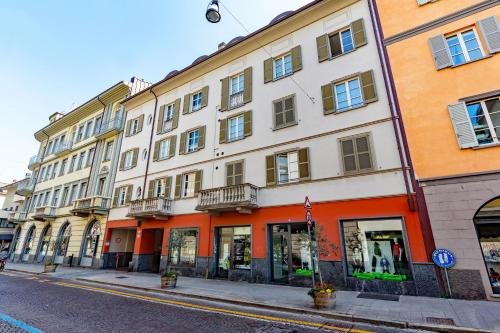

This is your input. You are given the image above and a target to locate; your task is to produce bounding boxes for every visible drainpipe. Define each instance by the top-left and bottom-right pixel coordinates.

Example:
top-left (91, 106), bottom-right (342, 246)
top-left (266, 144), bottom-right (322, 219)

top-left (368, 0), bottom-right (436, 259)
top-left (143, 87), bottom-right (159, 200)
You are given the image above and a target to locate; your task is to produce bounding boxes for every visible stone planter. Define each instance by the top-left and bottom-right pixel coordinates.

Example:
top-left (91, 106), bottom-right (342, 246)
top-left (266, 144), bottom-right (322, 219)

top-left (43, 264), bottom-right (57, 273)
top-left (161, 276), bottom-right (177, 289)
top-left (313, 291), bottom-right (336, 309)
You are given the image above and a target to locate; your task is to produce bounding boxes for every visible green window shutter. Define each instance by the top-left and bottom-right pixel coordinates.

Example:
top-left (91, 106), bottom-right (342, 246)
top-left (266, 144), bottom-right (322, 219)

top-left (448, 102), bottom-right (479, 149)
top-left (174, 175), bottom-right (182, 199)
top-left (220, 77), bottom-right (229, 112)
top-left (201, 86), bottom-right (209, 108)
top-left (194, 170), bottom-right (203, 194)
top-left (137, 114), bottom-right (144, 133)
top-left (119, 153), bottom-right (126, 171)
top-left (179, 132), bottom-right (187, 155)
top-left (157, 105), bottom-right (165, 134)
top-left (197, 126), bottom-right (206, 150)
top-left (132, 148), bottom-right (139, 167)
top-left (112, 188), bottom-right (119, 207)
top-left (316, 34), bottom-right (330, 62)
top-left (360, 70), bottom-right (378, 104)
top-left (351, 18), bottom-right (367, 47)
top-left (298, 148), bottom-right (310, 181)
top-left (329, 33), bottom-right (342, 57)
top-left (226, 163), bottom-right (234, 186)
top-left (125, 120), bottom-right (132, 137)
top-left (169, 135), bottom-right (176, 158)
top-left (147, 180), bottom-right (155, 198)
top-left (125, 185), bottom-right (133, 204)
top-left (291, 45), bottom-right (302, 73)
top-left (243, 67), bottom-right (252, 104)
top-left (478, 16), bottom-right (500, 54)
top-left (265, 155), bottom-right (276, 186)
top-left (164, 176), bottom-right (172, 198)
top-left (428, 34), bottom-right (453, 69)
top-left (264, 58), bottom-right (273, 83)
top-left (274, 100), bottom-right (285, 128)
top-left (183, 94), bottom-right (191, 114)
top-left (172, 98), bottom-right (181, 129)
top-left (244, 111), bottom-right (252, 137)
top-left (153, 140), bottom-right (160, 162)
top-left (219, 118), bottom-right (227, 144)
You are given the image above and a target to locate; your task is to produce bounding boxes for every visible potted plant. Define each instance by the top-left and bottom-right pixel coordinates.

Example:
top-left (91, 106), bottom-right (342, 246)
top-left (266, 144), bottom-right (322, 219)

top-left (43, 237), bottom-right (65, 273)
top-left (161, 271), bottom-right (178, 289)
top-left (308, 283), bottom-right (336, 309)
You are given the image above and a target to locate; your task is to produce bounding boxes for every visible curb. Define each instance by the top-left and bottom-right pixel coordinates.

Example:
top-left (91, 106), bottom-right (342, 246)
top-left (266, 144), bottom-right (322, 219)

top-left (75, 277), bottom-right (493, 333)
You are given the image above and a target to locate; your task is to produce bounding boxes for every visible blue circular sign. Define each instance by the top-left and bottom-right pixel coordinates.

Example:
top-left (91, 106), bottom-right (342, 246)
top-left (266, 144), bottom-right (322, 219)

top-left (432, 249), bottom-right (456, 269)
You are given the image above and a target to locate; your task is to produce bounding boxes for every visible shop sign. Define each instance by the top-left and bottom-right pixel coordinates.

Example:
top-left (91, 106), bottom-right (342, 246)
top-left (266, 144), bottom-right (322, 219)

top-left (432, 248), bottom-right (456, 269)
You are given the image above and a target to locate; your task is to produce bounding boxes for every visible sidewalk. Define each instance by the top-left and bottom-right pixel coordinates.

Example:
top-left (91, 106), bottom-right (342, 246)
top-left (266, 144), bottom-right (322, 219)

top-left (6, 262), bottom-right (500, 332)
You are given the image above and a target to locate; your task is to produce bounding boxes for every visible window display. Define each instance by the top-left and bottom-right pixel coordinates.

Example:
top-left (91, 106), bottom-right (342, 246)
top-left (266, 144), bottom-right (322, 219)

top-left (217, 226), bottom-right (251, 277)
top-left (343, 219), bottom-right (410, 281)
top-left (168, 229), bottom-right (198, 266)
top-left (476, 223), bottom-right (500, 294)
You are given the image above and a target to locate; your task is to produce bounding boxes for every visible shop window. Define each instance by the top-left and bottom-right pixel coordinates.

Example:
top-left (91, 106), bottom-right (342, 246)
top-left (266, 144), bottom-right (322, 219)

top-left (168, 229), bottom-right (198, 267)
top-left (83, 221), bottom-right (101, 258)
top-left (217, 226), bottom-right (251, 277)
top-left (342, 219), bottom-right (411, 281)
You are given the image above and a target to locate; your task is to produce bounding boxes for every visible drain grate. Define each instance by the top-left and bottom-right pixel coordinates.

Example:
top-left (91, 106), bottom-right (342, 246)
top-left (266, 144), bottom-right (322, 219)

top-left (426, 317), bottom-right (455, 326)
top-left (115, 276), bottom-right (129, 279)
top-left (357, 292), bottom-right (400, 301)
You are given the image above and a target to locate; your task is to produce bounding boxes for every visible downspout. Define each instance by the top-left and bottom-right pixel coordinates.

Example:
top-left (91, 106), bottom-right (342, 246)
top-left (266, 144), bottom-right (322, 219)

top-left (84, 96), bottom-right (106, 197)
top-left (143, 87), bottom-right (159, 200)
top-left (369, 0), bottom-right (436, 259)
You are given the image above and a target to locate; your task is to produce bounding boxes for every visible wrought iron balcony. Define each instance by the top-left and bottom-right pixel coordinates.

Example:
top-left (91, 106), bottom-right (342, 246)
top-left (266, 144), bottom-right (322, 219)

top-left (95, 115), bottom-right (123, 140)
top-left (229, 91), bottom-right (244, 109)
top-left (27, 154), bottom-right (42, 171)
top-left (32, 206), bottom-right (56, 221)
top-left (127, 197), bottom-right (173, 219)
top-left (195, 183), bottom-right (258, 214)
top-left (16, 179), bottom-right (35, 196)
top-left (71, 196), bottom-right (111, 217)
top-left (54, 141), bottom-right (73, 156)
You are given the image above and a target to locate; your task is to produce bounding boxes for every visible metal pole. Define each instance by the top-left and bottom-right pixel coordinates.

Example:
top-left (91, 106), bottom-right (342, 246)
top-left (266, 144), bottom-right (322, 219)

top-left (307, 222), bottom-right (316, 287)
top-left (444, 268), bottom-right (452, 298)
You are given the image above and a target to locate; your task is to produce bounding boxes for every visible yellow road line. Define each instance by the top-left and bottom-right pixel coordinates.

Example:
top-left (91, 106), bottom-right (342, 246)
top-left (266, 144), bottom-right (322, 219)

top-left (54, 281), bottom-right (372, 333)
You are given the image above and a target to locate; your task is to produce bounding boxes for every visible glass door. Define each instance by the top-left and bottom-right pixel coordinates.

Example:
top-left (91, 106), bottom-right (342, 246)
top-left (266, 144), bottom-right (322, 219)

top-left (272, 231), bottom-right (289, 283)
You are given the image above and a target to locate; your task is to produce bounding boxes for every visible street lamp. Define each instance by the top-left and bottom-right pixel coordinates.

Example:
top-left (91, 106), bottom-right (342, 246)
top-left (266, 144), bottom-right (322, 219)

top-left (206, 0), bottom-right (221, 23)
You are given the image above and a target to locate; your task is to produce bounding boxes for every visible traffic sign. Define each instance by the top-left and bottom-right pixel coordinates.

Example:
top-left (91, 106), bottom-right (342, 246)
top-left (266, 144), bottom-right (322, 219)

top-left (304, 196), bottom-right (312, 209)
top-left (306, 210), bottom-right (312, 225)
top-left (432, 248), bottom-right (456, 269)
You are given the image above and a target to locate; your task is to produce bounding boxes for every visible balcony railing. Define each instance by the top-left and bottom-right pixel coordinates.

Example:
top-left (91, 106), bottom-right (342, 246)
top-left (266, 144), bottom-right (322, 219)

top-left (54, 140), bottom-right (73, 156)
top-left (127, 197), bottom-right (173, 219)
top-left (95, 115), bottom-right (123, 139)
top-left (229, 92), bottom-right (244, 109)
top-left (196, 183), bottom-right (258, 214)
top-left (16, 179), bottom-right (35, 196)
top-left (32, 206), bottom-right (56, 221)
top-left (71, 196), bottom-right (110, 217)
top-left (28, 154), bottom-right (42, 171)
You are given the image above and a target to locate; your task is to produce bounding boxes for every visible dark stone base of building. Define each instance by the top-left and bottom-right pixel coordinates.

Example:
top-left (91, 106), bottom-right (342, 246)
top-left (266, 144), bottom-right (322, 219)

top-left (447, 269), bottom-right (487, 300)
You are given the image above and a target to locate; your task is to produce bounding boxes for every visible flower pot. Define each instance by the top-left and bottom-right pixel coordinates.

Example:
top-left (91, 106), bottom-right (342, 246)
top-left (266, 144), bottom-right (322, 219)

top-left (161, 276), bottom-right (177, 289)
top-left (43, 264), bottom-right (57, 273)
top-left (313, 291), bottom-right (336, 309)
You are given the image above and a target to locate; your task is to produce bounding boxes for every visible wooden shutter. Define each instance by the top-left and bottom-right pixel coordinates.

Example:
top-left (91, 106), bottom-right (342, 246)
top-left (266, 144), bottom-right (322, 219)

top-left (164, 176), bottom-right (172, 198)
top-left (428, 34), bottom-right (453, 69)
top-left (201, 86), bottom-right (209, 108)
top-left (291, 45), bottom-right (302, 73)
top-left (147, 180), bottom-right (155, 198)
top-left (265, 155), bottom-right (276, 186)
top-left (125, 185), bottom-right (133, 204)
top-left (183, 94), bottom-right (190, 114)
top-left (478, 16), bottom-right (500, 54)
top-left (153, 140), bottom-right (160, 162)
top-left (321, 84), bottom-right (335, 114)
top-left (448, 102), bottom-right (479, 149)
top-left (220, 77), bottom-right (229, 112)
top-left (329, 33), bottom-right (342, 57)
top-left (360, 70), bottom-right (378, 104)
top-left (264, 58), bottom-right (273, 83)
top-left (226, 163), bottom-right (235, 186)
top-left (172, 98), bottom-right (181, 129)
top-left (157, 105), bottom-right (165, 134)
top-left (169, 135), bottom-right (176, 158)
top-left (119, 153), bottom-right (126, 171)
top-left (132, 148), bottom-right (139, 167)
top-left (194, 170), bottom-right (203, 194)
top-left (243, 67), bottom-right (252, 104)
top-left (179, 132), bottom-right (187, 155)
top-left (274, 100), bottom-right (284, 128)
top-left (137, 114), bottom-right (144, 133)
top-left (125, 120), bottom-right (132, 137)
top-left (174, 174), bottom-right (182, 199)
top-left (351, 18), bottom-right (367, 47)
top-left (197, 126), bottom-right (206, 150)
top-left (112, 188), bottom-right (119, 207)
top-left (316, 34), bottom-right (330, 62)
top-left (298, 148), bottom-right (310, 181)
top-left (244, 111), bottom-right (252, 137)
top-left (219, 118), bottom-right (227, 144)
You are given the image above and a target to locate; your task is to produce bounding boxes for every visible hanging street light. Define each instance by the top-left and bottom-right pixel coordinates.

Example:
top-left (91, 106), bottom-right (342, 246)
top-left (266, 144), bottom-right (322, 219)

top-left (206, 0), bottom-right (221, 23)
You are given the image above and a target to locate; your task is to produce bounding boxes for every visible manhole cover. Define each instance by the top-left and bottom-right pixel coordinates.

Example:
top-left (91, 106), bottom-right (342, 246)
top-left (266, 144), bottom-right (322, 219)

top-left (115, 276), bottom-right (129, 279)
top-left (425, 317), bottom-right (455, 326)
top-left (357, 292), bottom-right (400, 301)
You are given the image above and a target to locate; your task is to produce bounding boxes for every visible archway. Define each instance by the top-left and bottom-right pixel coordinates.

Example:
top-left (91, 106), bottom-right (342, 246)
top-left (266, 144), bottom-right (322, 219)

top-left (474, 197), bottom-right (500, 295)
top-left (21, 225), bottom-right (36, 262)
top-left (9, 226), bottom-right (21, 260)
top-left (55, 222), bottom-right (72, 264)
top-left (36, 224), bottom-right (52, 263)
top-left (80, 220), bottom-right (101, 267)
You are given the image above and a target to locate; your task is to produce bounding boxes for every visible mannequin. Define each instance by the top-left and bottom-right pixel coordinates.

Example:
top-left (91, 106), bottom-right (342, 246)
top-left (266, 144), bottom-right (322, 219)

top-left (372, 242), bottom-right (382, 272)
top-left (392, 238), bottom-right (403, 274)
top-left (352, 247), bottom-right (363, 272)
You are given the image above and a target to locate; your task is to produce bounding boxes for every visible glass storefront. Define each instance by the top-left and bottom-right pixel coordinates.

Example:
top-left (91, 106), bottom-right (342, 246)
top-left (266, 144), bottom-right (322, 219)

top-left (37, 225), bottom-right (52, 263)
top-left (342, 219), bottom-right (411, 281)
top-left (22, 226), bottom-right (36, 262)
top-left (216, 226), bottom-right (251, 277)
top-left (83, 221), bottom-right (100, 258)
top-left (168, 228), bottom-right (198, 266)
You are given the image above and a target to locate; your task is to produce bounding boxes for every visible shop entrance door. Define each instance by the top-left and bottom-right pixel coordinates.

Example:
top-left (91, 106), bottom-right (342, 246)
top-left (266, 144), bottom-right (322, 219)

top-left (271, 230), bottom-right (289, 283)
top-left (151, 229), bottom-right (164, 273)
top-left (215, 226), bottom-right (251, 279)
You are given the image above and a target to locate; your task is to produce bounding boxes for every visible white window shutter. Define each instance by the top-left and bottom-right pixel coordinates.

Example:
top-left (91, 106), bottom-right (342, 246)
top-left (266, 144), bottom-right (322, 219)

top-left (448, 102), bottom-right (478, 149)
top-left (428, 34), bottom-right (453, 70)
top-left (478, 16), bottom-right (500, 54)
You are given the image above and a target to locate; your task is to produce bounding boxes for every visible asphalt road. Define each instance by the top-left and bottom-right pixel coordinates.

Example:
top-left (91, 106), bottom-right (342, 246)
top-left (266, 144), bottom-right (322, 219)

top-left (0, 271), bottom-right (423, 333)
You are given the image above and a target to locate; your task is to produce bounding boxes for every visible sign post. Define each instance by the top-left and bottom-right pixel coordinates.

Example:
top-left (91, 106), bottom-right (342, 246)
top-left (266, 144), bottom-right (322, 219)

top-left (432, 248), bottom-right (456, 298)
top-left (305, 196), bottom-right (316, 287)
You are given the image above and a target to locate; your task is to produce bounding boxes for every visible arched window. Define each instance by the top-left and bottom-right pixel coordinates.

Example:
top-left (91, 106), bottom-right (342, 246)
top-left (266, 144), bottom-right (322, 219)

top-left (22, 226), bottom-right (36, 262)
top-left (83, 221), bottom-right (101, 258)
top-left (55, 222), bottom-right (72, 259)
top-left (37, 225), bottom-right (52, 263)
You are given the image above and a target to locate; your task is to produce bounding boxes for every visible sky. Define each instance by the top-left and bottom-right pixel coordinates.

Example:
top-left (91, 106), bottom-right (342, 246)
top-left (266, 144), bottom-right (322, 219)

top-left (0, 0), bottom-right (311, 183)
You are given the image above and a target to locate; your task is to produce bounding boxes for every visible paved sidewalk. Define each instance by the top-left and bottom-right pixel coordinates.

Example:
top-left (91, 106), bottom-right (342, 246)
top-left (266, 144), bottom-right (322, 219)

top-left (6, 262), bottom-right (500, 332)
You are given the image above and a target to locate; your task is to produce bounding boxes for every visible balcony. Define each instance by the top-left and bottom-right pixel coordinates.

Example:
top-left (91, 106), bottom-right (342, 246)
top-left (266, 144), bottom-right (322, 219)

top-left (27, 154), bottom-right (42, 171)
top-left (229, 92), bottom-right (244, 109)
top-left (127, 197), bottom-right (173, 220)
top-left (54, 141), bottom-right (73, 156)
top-left (71, 196), bottom-right (111, 217)
top-left (32, 206), bottom-right (57, 221)
top-left (95, 115), bottom-right (123, 140)
top-left (16, 179), bottom-right (35, 196)
top-left (195, 183), bottom-right (259, 214)
top-left (7, 211), bottom-right (27, 223)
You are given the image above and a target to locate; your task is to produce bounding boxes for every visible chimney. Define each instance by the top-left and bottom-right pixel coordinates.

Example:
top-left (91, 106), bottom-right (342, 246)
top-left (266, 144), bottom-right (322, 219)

top-left (218, 42), bottom-right (226, 50)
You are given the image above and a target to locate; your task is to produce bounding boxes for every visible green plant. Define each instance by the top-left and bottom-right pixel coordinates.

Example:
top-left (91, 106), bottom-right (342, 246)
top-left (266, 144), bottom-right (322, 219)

top-left (307, 283), bottom-right (335, 298)
top-left (161, 271), bottom-right (178, 278)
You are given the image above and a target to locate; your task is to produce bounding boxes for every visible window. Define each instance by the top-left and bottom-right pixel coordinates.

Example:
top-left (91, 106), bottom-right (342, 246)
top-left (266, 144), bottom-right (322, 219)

top-left (229, 73), bottom-right (245, 108)
top-left (69, 184), bottom-right (78, 203)
top-left (466, 97), bottom-right (500, 145)
top-left (169, 229), bottom-right (198, 266)
top-left (136, 187), bottom-right (142, 199)
top-left (228, 115), bottom-right (244, 141)
top-left (340, 134), bottom-right (373, 174)
top-left (68, 155), bottom-right (77, 173)
top-left (162, 104), bottom-right (175, 132)
top-left (46, 165), bottom-right (52, 181)
top-left (78, 182), bottom-right (87, 199)
top-left (118, 187), bottom-right (127, 206)
top-left (329, 28), bottom-right (354, 57)
top-left (130, 118), bottom-right (139, 135)
top-left (191, 92), bottom-right (202, 112)
top-left (43, 191), bottom-right (50, 206)
top-left (154, 179), bottom-right (164, 198)
top-left (97, 177), bottom-right (106, 196)
top-left (335, 78), bottom-right (363, 111)
top-left (182, 172), bottom-right (196, 198)
top-left (158, 138), bottom-right (170, 160)
top-left (76, 125), bottom-right (84, 142)
top-left (51, 189), bottom-right (60, 207)
top-left (39, 167), bottom-right (46, 182)
top-left (226, 160), bottom-right (244, 186)
top-left (273, 95), bottom-right (296, 129)
top-left (86, 148), bottom-right (95, 167)
top-left (84, 120), bottom-right (93, 139)
top-left (273, 53), bottom-right (293, 79)
top-left (60, 187), bottom-right (69, 207)
top-left (342, 219), bottom-right (411, 281)
top-left (46, 141), bottom-right (53, 156)
top-left (94, 116), bottom-right (102, 135)
top-left (51, 162), bottom-right (58, 179)
top-left (104, 141), bottom-right (114, 161)
top-left (277, 152), bottom-right (299, 184)
top-left (446, 29), bottom-right (483, 66)
top-left (187, 129), bottom-right (199, 153)
top-left (124, 151), bottom-right (133, 169)
top-left (53, 138), bottom-right (59, 153)
top-left (217, 226), bottom-right (251, 274)
top-left (76, 151), bottom-right (86, 170)
top-left (59, 159), bottom-right (67, 176)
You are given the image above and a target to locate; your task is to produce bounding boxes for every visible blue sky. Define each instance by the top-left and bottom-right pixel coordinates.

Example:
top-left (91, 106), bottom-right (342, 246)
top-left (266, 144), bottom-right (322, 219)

top-left (0, 0), bottom-right (311, 183)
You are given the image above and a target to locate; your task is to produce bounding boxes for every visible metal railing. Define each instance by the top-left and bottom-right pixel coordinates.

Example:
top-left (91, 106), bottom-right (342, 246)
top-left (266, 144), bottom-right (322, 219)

top-left (229, 92), bottom-right (244, 109)
top-left (53, 140), bottom-right (73, 155)
top-left (95, 115), bottom-right (123, 137)
top-left (33, 206), bottom-right (56, 218)
top-left (16, 179), bottom-right (35, 194)
top-left (28, 154), bottom-right (42, 170)
top-left (73, 196), bottom-right (110, 211)
top-left (128, 197), bottom-right (173, 216)
top-left (197, 183), bottom-right (258, 209)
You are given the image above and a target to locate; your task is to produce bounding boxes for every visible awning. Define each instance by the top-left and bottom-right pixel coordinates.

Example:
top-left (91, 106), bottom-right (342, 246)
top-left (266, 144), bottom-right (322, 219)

top-left (0, 234), bottom-right (13, 241)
